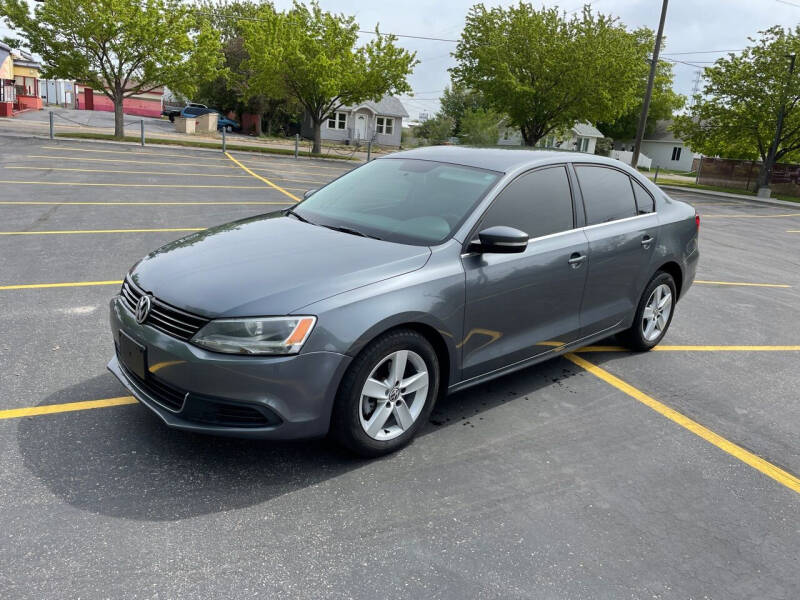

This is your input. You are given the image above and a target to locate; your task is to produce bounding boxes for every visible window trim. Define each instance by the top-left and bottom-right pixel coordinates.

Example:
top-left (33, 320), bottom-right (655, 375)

top-left (462, 163), bottom-right (577, 252)
top-left (376, 116), bottom-right (394, 135)
top-left (629, 176), bottom-right (656, 215)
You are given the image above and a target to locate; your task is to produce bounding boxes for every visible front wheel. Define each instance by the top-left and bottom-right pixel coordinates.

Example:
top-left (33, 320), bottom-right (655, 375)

top-left (331, 329), bottom-right (440, 457)
top-left (619, 271), bottom-right (677, 351)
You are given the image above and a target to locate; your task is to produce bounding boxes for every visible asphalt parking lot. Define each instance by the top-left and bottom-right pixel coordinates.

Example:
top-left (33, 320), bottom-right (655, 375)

top-left (1, 136), bottom-right (798, 599)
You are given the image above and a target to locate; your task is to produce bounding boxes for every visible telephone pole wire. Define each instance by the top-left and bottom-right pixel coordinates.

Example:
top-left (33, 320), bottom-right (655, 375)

top-left (631, 0), bottom-right (669, 169)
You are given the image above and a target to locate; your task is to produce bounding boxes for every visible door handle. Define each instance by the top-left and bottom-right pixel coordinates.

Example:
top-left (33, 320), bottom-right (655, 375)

top-left (568, 253), bottom-right (586, 268)
top-left (641, 235), bottom-right (654, 249)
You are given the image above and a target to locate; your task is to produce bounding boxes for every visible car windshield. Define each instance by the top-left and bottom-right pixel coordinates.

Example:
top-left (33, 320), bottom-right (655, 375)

top-left (292, 158), bottom-right (501, 245)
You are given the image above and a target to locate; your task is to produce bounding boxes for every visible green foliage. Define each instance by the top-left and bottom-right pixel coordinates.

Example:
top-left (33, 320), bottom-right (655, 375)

top-left (451, 3), bottom-right (649, 146)
top-left (594, 136), bottom-right (614, 156)
top-left (673, 25), bottom-right (800, 174)
top-left (414, 115), bottom-right (454, 144)
top-left (596, 32), bottom-right (685, 140)
top-left (241, 1), bottom-right (417, 152)
top-left (0, 0), bottom-right (222, 138)
top-left (439, 82), bottom-right (488, 134)
top-left (459, 108), bottom-right (501, 145)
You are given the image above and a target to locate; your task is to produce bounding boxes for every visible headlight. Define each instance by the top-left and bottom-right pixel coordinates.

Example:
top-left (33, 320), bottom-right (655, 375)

top-left (191, 316), bottom-right (316, 355)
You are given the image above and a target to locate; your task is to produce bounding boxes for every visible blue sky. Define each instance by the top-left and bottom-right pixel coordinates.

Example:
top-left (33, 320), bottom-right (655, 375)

top-left (4, 0), bottom-right (799, 119)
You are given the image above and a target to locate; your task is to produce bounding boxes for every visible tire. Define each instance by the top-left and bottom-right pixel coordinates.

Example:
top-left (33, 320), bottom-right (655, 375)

top-left (619, 271), bottom-right (677, 351)
top-left (330, 329), bottom-right (440, 457)
top-left (169, 114), bottom-right (175, 123)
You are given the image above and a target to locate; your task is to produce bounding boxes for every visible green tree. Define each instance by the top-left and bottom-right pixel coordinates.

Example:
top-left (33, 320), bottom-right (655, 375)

top-left (451, 3), bottom-right (649, 146)
top-left (241, 1), bottom-right (417, 153)
top-left (596, 33), bottom-right (685, 140)
top-left (0, 0), bottom-right (222, 138)
top-left (459, 107), bottom-right (501, 145)
top-left (439, 82), bottom-right (488, 135)
top-left (414, 115), bottom-right (454, 144)
top-left (673, 26), bottom-right (800, 188)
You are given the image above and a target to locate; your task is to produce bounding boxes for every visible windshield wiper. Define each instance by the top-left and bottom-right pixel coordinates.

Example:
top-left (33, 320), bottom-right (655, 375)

top-left (320, 224), bottom-right (382, 240)
top-left (285, 207), bottom-right (315, 225)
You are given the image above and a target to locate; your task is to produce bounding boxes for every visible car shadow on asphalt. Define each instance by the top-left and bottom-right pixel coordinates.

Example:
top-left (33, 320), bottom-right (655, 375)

top-left (16, 354), bottom-right (608, 522)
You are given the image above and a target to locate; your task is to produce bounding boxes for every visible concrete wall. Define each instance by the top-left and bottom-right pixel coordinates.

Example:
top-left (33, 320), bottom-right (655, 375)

top-left (640, 141), bottom-right (696, 172)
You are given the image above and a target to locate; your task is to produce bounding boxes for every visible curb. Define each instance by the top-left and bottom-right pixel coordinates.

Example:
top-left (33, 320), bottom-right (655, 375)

top-left (659, 184), bottom-right (800, 208)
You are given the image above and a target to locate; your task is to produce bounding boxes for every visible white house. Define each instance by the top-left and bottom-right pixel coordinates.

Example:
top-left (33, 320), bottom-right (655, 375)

top-left (614, 120), bottom-right (699, 172)
top-left (302, 95), bottom-right (409, 147)
top-left (498, 121), bottom-right (605, 153)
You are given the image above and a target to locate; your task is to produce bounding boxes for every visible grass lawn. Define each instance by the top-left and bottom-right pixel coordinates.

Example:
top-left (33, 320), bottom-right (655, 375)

top-left (54, 132), bottom-right (361, 161)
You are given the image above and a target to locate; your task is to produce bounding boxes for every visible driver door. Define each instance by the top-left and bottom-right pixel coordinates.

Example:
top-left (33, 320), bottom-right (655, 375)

top-left (460, 166), bottom-right (589, 381)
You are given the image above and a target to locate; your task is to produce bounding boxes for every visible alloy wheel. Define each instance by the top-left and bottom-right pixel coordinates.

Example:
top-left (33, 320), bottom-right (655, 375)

top-left (641, 283), bottom-right (673, 342)
top-left (358, 349), bottom-right (429, 441)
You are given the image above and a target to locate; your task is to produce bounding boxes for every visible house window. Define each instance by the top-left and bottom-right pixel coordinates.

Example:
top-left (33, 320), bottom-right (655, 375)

top-left (327, 112), bottom-right (347, 130)
top-left (577, 137), bottom-right (590, 152)
top-left (376, 116), bottom-right (394, 135)
top-left (671, 146), bottom-right (682, 161)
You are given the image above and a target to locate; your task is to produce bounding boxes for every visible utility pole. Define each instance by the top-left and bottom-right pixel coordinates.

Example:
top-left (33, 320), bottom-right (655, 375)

top-left (631, 0), bottom-right (668, 169)
top-left (760, 53), bottom-right (796, 195)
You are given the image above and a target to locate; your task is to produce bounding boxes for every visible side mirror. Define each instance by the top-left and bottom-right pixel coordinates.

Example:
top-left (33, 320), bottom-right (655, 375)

top-left (303, 189), bottom-right (318, 200)
top-left (469, 225), bottom-right (528, 254)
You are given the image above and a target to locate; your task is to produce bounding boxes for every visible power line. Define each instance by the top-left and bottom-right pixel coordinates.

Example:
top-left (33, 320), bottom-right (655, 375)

top-left (662, 49), bottom-right (743, 55)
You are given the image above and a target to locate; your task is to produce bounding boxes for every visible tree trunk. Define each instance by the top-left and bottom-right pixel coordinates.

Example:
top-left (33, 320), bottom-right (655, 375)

top-left (756, 155), bottom-right (773, 191)
top-left (113, 94), bottom-right (125, 139)
top-left (312, 119), bottom-right (322, 154)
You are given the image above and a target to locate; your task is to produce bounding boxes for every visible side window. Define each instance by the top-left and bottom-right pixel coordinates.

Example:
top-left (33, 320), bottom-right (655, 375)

top-left (575, 165), bottom-right (637, 225)
top-left (631, 178), bottom-right (655, 214)
top-left (185, 107), bottom-right (199, 116)
top-left (479, 166), bottom-right (574, 239)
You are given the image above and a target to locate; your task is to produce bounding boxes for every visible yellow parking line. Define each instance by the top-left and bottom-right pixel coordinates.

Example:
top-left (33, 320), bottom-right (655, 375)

top-left (787, 230), bottom-right (800, 233)
top-left (0, 396), bottom-right (137, 420)
top-left (576, 345), bottom-right (800, 352)
top-left (565, 353), bottom-right (800, 495)
top-left (25, 154), bottom-right (238, 169)
top-left (0, 201), bottom-right (291, 206)
top-left (0, 228), bottom-right (203, 235)
top-left (694, 280), bottom-right (791, 288)
top-left (226, 151), bottom-right (300, 202)
top-left (0, 179), bottom-right (303, 190)
top-left (702, 213), bottom-right (800, 218)
top-left (0, 280), bottom-right (122, 290)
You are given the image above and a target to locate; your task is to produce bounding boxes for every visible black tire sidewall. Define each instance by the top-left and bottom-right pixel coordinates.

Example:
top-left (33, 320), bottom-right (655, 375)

top-left (625, 272), bottom-right (677, 351)
top-left (332, 330), bottom-right (440, 457)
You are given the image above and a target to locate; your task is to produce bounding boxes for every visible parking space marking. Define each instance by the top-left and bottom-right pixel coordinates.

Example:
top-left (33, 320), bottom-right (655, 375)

top-left (0, 201), bottom-right (292, 206)
top-left (226, 152), bottom-right (300, 202)
top-left (787, 230), bottom-right (800, 233)
top-left (0, 179), bottom-right (302, 190)
top-left (5, 166), bottom-right (252, 179)
top-left (694, 280), bottom-right (791, 288)
top-left (0, 396), bottom-right (137, 420)
top-left (0, 280), bottom-right (122, 290)
top-left (577, 345), bottom-right (800, 352)
top-left (0, 228), bottom-right (203, 236)
top-left (565, 353), bottom-right (800, 495)
top-left (24, 154), bottom-right (239, 168)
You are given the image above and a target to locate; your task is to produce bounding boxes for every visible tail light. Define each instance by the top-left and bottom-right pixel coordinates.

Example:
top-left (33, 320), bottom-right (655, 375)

top-left (695, 212), bottom-right (700, 230)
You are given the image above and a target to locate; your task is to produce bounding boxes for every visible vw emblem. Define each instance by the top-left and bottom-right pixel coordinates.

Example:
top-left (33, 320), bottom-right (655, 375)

top-left (135, 295), bottom-right (152, 324)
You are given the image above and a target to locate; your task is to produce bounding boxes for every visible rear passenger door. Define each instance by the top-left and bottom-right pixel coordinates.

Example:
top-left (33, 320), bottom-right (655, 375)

top-left (573, 165), bottom-right (659, 336)
top-left (461, 166), bottom-right (589, 380)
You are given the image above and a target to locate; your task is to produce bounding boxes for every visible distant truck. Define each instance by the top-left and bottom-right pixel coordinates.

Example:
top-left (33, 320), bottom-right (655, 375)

top-left (161, 103), bottom-right (206, 122)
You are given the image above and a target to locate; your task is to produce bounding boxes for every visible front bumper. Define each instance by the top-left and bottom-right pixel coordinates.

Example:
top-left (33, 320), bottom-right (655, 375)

top-left (107, 295), bottom-right (351, 439)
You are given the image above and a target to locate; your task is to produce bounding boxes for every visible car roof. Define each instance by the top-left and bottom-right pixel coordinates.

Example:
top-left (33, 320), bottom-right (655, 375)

top-left (382, 145), bottom-right (627, 174)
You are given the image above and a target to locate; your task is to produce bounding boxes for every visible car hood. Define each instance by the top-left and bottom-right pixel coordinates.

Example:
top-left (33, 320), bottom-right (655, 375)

top-left (130, 213), bottom-right (431, 318)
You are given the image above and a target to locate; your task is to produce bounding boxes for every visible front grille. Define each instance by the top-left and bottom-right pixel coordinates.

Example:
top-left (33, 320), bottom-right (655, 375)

top-left (117, 355), bottom-right (186, 412)
top-left (120, 276), bottom-right (209, 341)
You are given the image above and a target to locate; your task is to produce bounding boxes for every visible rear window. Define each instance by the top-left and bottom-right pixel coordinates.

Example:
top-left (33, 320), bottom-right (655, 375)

top-left (575, 165), bottom-right (637, 225)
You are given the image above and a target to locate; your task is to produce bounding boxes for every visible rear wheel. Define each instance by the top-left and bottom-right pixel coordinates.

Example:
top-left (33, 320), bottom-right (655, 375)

top-left (331, 329), bottom-right (439, 457)
top-left (619, 271), bottom-right (676, 351)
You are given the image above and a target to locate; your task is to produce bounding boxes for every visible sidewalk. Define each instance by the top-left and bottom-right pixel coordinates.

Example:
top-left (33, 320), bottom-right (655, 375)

top-left (658, 184), bottom-right (800, 208)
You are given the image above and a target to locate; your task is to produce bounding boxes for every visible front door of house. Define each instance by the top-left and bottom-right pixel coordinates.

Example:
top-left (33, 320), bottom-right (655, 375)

top-left (355, 114), bottom-right (367, 141)
top-left (84, 88), bottom-right (94, 110)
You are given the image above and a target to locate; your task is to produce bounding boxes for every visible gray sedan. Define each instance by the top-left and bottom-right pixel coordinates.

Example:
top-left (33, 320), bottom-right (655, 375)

top-left (108, 147), bottom-right (699, 456)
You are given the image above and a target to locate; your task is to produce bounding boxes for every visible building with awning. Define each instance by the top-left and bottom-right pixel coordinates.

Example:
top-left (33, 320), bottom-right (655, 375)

top-left (10, 49), bottom-right (42, 112)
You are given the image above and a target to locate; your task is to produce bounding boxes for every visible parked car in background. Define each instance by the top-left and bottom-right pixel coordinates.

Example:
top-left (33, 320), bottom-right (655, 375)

top-left (108, 147), bottom-right (699, 457)
top-left (179, 106), bottom-right (240, 132)
top-left (162, 103), bottom-right (206, 122)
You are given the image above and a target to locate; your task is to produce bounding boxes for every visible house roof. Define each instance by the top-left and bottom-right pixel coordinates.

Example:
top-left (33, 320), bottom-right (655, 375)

top-left (643, 119), bottom-right (682, 143)
top-left (572, 122), bottom-right (604, 138)
top-left (341, 95), bottom-right (409, 118)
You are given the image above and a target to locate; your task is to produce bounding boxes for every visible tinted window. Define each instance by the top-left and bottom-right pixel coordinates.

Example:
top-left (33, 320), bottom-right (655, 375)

top-left (184, 107), bottom-right (200, 115)
top-left (575, 166), bottom-right (637, 225)
top-left (294, 159), bottom-right (501, 245)
top-left (631, 178), bottom-right (655, 214)
top-left (479, 166), bottom-right (574, 239)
